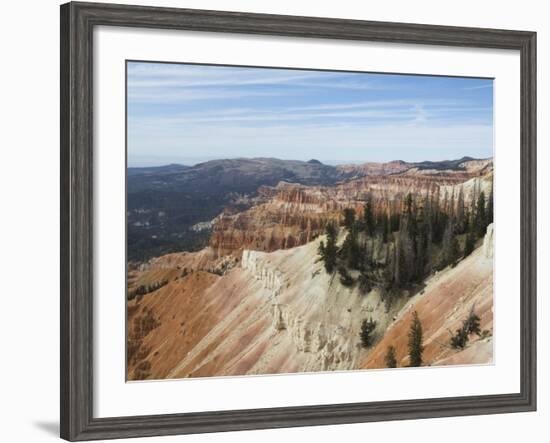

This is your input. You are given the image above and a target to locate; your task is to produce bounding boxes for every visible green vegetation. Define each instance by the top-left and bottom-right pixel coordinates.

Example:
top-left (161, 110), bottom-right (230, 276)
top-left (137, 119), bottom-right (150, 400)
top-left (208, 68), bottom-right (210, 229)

top-left (317, 184), bottom-right (493, 311)
top-left (338, 266), bottom-right (354, 287)
top-left (385, 345), bottom-right (397, 368)
top-left (450, 307), bottom-right (482, 349)
top-left (360, 318), bottom-right (377, 348)
top-left (464, 230), bottom-right (476, 257)
top-left (408, 311), bottom-right (424, 367)
top-left (318, 222), bottom-right (338, 273)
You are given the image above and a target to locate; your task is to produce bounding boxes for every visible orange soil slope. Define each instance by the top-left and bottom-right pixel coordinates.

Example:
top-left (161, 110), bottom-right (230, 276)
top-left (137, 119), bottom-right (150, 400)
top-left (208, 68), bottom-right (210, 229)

top-left (362, 225), bottom-right (494, 369)
top-left (128, 225), bottom-right (494, 380)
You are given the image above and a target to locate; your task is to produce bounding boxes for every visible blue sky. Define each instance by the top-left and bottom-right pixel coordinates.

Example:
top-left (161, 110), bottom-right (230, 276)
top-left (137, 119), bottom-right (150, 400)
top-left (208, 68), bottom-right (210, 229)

top-left (127, 61), bottom-right (493, 167)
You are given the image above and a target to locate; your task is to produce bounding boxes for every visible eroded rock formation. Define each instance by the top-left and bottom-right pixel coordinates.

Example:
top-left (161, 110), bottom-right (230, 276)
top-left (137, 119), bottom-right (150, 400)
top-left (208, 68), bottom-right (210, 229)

top-left (127, 158), bottom-right (494, 380)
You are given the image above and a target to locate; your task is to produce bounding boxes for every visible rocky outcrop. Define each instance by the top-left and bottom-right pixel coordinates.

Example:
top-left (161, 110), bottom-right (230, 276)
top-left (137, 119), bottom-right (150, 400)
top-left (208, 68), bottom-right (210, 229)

top-left (209, 194), bottom-right (338, 257)
top-left (128, 228), bottom-right (493, 380)
top-left (272, 304), bottom-right (286, 331)
top-left (127, 158), bottom-right (494, 380)
top-left (209, 163), bottom-right (493, 258)
top-left (336, 160), bottom-right (410, 177)
top-left (128, 237), bottom-right (402, 379)
top-left (241, 250), bottom-right (283, 296)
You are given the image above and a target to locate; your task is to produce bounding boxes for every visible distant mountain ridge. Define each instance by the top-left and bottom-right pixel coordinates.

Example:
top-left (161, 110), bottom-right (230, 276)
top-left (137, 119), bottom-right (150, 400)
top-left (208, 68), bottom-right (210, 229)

top-left (128, 156), bottom-right (492, 191)
top-left (127, 163), bottom-right (190, 177)
top-left (127, 156), bottom-right (493, 261)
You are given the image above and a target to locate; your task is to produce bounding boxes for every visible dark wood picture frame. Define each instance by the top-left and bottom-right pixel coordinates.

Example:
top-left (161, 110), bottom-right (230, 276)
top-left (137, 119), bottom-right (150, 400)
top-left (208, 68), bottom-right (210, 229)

top-left (60, 2), bottom-right (537, 441)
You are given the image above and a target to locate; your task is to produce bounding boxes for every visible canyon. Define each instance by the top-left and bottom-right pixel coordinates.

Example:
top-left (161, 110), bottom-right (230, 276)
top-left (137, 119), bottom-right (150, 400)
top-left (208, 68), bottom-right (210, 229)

top-left (127, 157), bottom-right (494, 380)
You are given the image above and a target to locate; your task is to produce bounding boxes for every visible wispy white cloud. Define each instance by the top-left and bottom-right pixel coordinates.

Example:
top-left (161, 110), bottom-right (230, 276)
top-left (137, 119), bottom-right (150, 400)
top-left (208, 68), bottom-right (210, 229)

top-left (128, 89), bottom-right (282, 104)
top-left (127, 62), bottom-right (402, 105)
top-left (129, 99), bottom-right (490, 125)
top-left (127, 62), bottom-right (493, 164)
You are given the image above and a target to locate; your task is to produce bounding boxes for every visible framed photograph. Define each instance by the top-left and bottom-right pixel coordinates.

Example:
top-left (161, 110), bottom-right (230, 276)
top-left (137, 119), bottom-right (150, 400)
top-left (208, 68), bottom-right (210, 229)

top-left (60, 1), bottom-right (536, 441)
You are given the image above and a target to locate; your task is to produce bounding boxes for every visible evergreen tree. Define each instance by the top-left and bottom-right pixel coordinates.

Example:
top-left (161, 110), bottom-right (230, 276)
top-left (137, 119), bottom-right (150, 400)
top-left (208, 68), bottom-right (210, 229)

top-left (486, 185), bottom-right (494, 226)
top-left (456, 186), bottom-right (465, 234)
top-left (340, 227), bottom-right (361, 269)
top-left (318, 240), bottom-right (325, 257)
top-left (415, 232), bottom-right (426, 282)
top-left (441, 220), bottom-right (460, 268)
top-left (390, 212), bottom-right (400, 233)
top-left (382, 213), bottom-right (389, 243)
top-left (415, 201), bottom-right (430, 281)
top-left (394, 218), bottom-right (416, 287)
top-left (358, 269), bottom-right (372, 294)
top-left (464, 230), bottom-right (476, 257)
top-left (338, 266), bottom-right (354, 286)
top-left (389, 200), bottom-right (400, 233)
top-left (442, 189), bottom-right (449, 215)
top-left (318, 222), bottom-right (337, 273)
top-left (360, 318), bottom-right (377, 348)
top-left (432, 187), bottom-right (441, 233)
top-left (404, 193), bottom-right (413, 216)
top-left (425, 208), bottom-right (434, 274)
top-left (450, 307), bottom-right (482, 349)
top-left (326, 221), bottom-right (337, 239)
top-left (385, 345), bottom-right (397, 368)
top-left (464, 209), bottom-right (472, 232)
top-left (408, 311), bottom-right (424, 367)
top-left (450, 236), bottom-right (460, 266)
top-left (343, 208), bottom-right (356, 231)
top-left (464, 307), bottom-right (481, 336)
top-left (363, 195), bottom-right (375, 237)
top-left (450, 326), bottom-right (469, 349)
top-left (475, 191), bottom-right (487, 237)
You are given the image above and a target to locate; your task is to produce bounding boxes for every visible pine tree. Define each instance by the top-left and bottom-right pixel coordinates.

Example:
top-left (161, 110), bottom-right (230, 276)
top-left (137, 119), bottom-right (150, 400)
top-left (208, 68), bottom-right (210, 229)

top-left (415, 201), bottom-right (429, 281)
top-left (404, 193), bottom-right (413, 216)
top-left (450, 307), bottom-right (482, 349)
top-left (464, 230), bottom-right (476, 257)
top-left (441, 220), bottom-right (460, 268)
top-left (360, 318), bottom-right (377, 348)
top-left (338, 266), bottom-right (354, 286)
top-left (363, 196), bottom-right (375, 236)
top-left (390, 212), bottom-right (400, 233)
top-left (358, 269), bottom-right (372, 295)
top-left (450, 326), bottom-right (469, 349)
top-left (442, 189), bottom-right (449, 215)
top-left (464, 307), bottom-right (481, 336)
top-left (318, 240), bottom-right (325, 257)
top-left (425, 216), bottom-right (434, 274)
top-left (394, 218), bottom-right (415, 287)
top-left (385, 345), bottom-right (397, 368)
top-left (408, 311), bottom-right (424, 367)
top-left (340, 227), bottom-right (361, 269)
top-left (319, 222), bottom-right (338, 273)
top-left (449, 236), bottom-right (460, 266)
top-left (475, 191), bottom-right (487, 237)
top-left (456, 186), bottom-right (465, 234)
top-left (486, 185), bottom-right (494, 226)
top-left (382, 213), bottom-right (389, 243)
top-left (343, 208), bottom-right (356, 231)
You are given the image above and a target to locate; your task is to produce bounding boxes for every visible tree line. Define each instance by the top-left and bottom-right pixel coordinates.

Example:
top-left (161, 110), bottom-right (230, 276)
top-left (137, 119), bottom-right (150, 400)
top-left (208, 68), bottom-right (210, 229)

top-left (318, 182), bottom-right (493, 309)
